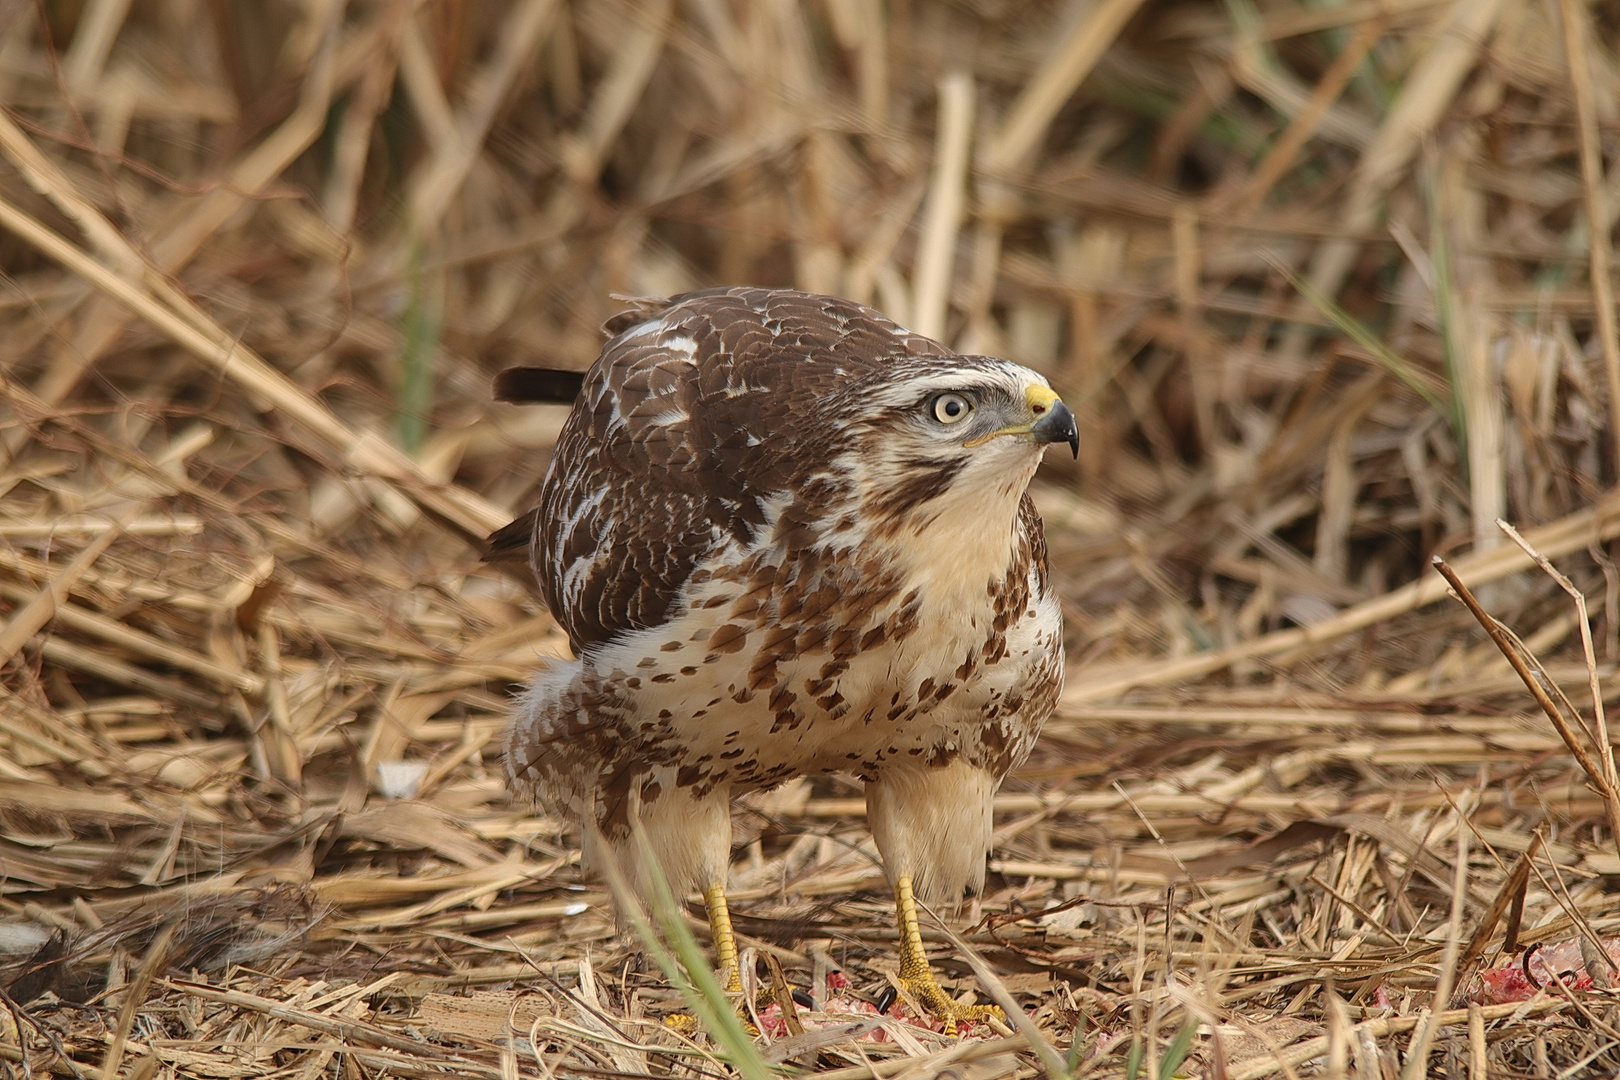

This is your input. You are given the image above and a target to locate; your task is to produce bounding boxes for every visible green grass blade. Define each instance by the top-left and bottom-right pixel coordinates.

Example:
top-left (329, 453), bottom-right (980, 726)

top-left (1157, 1017), bottom-right (1199, 1079)
top-left (1124, 1033), bottom-right (1144, 1080)
top-left (1265, 253), bottom-right (1455, 424)
top-left (396, 242), bottom-right (439, 454)
top-left (618, 828), bottom-right (776, 1080)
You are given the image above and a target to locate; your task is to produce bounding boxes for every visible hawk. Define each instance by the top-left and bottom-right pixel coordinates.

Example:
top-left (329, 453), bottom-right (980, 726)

top-left (498, 287), bottom-right (1074, 1031)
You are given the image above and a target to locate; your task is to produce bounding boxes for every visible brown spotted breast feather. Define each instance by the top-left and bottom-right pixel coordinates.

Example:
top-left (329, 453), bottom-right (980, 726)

top-left (500, 286), bottom-right (1073, 907)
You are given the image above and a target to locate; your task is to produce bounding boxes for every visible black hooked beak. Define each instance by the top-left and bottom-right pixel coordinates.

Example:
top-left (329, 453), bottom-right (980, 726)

top-left (1031, 398), bottom-right (1078, 459)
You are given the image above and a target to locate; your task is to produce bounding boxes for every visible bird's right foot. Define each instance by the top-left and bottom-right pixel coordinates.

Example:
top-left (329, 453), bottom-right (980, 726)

top-left (891, 875), bottom-right (1003, 1037)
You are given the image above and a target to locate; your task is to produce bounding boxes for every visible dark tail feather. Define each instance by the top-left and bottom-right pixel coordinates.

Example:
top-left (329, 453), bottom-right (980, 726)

top-left (485, 507), bottom-right (540, 562)
top-left (493, 366), bottom-right (585, 405)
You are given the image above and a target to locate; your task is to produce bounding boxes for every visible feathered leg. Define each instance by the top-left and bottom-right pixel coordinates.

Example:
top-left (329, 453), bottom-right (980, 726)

top-left (617, 773), bottom-right (744, 996)
top-left (509, 669), bottom-right (742, 986)
top-left (867, 760), bottom-right (1005, 1035)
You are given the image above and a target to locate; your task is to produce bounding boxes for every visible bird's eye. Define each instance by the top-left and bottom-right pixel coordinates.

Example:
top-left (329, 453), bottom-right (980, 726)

top-left (930, 392), bottom-right (974, 425)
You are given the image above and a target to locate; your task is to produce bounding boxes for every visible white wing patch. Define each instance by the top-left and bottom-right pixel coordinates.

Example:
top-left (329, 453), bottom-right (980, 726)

top-left (660, 334), bottom-right (698, 361)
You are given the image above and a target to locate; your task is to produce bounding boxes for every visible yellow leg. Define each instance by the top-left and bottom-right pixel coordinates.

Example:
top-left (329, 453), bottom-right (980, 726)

top-left (666, 881), bottom-right (749, 1034)
top-left (894, 875), bottom-right (1002, 1036)
top-left (704, 881), bottom-right (742, 994)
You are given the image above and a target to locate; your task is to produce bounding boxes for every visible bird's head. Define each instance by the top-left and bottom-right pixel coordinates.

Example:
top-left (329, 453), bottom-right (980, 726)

top-left (831, 357), bottom-right (1077, 528)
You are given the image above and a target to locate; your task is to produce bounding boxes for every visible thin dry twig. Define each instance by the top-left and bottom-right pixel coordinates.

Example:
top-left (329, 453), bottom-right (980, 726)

top-left (1431, 555), bottom-right (1615, 808)
top-left (1497, 518), bottom-right (1620, 867)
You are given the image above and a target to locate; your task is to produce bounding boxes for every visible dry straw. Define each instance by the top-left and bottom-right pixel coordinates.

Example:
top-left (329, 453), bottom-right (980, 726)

top-left (3, 1), bottom-right (1620, 1077)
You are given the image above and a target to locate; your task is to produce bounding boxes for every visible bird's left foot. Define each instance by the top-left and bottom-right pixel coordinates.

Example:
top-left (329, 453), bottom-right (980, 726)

top-left (892, 876), bottom-right (1003, 1037)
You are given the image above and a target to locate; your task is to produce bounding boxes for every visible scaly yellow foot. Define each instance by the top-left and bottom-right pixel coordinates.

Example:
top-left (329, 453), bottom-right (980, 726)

top-left (894, 875), bottom-right (1002, 1037)
top-left (665, 881), bottom-right (754, 1033)
top-left (705, 881), bottom-right (743, 995)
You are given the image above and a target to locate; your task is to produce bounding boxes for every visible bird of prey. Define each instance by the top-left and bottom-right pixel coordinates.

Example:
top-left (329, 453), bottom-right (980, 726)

top-left (498, 287), bottom-right (1074, 1032)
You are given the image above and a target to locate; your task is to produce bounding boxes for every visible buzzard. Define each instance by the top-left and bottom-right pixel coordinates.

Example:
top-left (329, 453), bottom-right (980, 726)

top-left (499, 287), bottom-right (1074, 1031)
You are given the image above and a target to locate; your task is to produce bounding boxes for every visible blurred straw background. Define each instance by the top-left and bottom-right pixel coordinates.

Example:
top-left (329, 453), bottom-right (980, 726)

top-left (4, 0), bottom-right (1620, 1076)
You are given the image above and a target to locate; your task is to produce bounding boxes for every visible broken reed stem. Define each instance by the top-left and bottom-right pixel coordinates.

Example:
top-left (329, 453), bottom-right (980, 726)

top-left (911, 70), bottom-right (973, 340)
top-left (1496, 518), bottom-right (1620, 864)
top-left (1458, 831), bottom-right (1542, 970)
top-left (1064, 490), bottom-right (1620, 704)
top-left (1556, 0), bottom-right (1620, 481)
top-left (982, 0), bottom-right (1146, 176)
top-left (1432, 555), bottom-right (1620, 864)
top-left (0, 516), bottom-right (126, 663)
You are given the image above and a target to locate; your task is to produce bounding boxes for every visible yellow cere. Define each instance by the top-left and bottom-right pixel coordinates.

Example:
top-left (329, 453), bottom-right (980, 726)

top-left (1025, 383), bottom-right (1061, 413)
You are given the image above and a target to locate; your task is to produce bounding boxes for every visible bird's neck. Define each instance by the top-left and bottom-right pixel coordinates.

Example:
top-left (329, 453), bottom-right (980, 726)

top-left (868, 463), bottom-right (1037, 618)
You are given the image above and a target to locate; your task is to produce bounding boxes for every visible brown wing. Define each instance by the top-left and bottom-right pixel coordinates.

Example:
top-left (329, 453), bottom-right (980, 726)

top-left (518, 286), bottom-right (951, 655)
